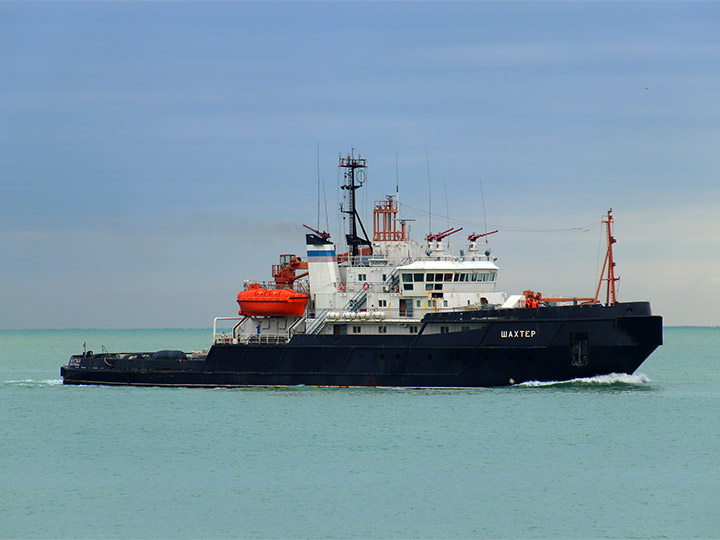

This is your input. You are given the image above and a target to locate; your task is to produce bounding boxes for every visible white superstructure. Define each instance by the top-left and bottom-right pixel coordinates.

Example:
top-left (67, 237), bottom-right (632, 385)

top-left (224, 188), bottom-right (507, 343)
top-left (303, 197), bottom-right (505, 332)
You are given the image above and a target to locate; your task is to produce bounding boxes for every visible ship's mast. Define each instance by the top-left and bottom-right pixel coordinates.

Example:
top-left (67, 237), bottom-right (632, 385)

top-left (594, 209), bottom-right (619, 305)
top-left (339, 150), bottom-right (372, 257)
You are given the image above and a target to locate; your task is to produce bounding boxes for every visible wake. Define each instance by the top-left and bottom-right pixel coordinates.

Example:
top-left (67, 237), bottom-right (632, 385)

top-left (517, 372), bottom-right (651, 387)
top-left (3, 378), bottom-right (63, 387)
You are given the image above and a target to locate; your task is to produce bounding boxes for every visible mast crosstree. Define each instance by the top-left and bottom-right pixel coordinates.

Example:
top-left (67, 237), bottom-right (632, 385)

top-left (339, 151), bottom-right (372, 256)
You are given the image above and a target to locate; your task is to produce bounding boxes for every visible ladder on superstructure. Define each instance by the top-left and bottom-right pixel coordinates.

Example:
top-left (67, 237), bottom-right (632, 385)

top-left (305, 265), bottom-right (406, 335)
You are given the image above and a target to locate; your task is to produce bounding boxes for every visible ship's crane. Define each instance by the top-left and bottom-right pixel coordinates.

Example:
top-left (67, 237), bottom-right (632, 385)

top-left (272, 253), bottom-right (309, 290)
top-left (303, 224), bottom-right (330, 241)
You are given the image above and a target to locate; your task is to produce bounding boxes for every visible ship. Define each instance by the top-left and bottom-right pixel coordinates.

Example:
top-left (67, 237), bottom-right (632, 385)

top-left (61, 152), bottom-right (663, 388)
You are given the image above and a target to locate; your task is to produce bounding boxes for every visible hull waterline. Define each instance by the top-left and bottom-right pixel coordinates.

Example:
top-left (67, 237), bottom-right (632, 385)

top-left (61, 303), bottom-right (662, 388)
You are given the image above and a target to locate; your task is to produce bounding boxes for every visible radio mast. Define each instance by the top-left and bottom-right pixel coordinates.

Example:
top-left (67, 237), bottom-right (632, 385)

top-left (339, 150), bottom-right (372, 257)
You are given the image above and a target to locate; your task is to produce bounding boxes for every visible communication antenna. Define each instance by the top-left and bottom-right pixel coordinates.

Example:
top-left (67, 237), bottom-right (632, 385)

top-left (339, 150), bottom-right (372, 256)
top-left (425, 143), bottom-right (432, 234)
top-left (395, 150), bottom-right (399, 200)
top-left (322, 177), bottom-right (329, 233)
top-left (444, 180), bottom-right (450, 228)
top-left (316, 142), bottom-right (321, 231)
top-left (480, 179), bottom-right (489, 239)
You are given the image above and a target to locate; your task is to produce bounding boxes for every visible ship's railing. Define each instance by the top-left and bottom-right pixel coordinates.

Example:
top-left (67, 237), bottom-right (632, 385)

top-left (307, 260), bottom-right (411, 335)
top-left (241, 333), bottom-right (291, 345)
top-left (337, 255), bottom-right (377, 267)
top-left (214, 316), bottom-right (300, 345)
top-left (213, 316), bottom-right (246, 344)
top-left (239, 280), bottom-right (310, 293)
top-left (317, 301), bottom-right (496, 322)
top-left (214, 333), bottom-right (292, 345)
top-left (338, 255), bottom-right (414, 268)
top-left (335, 281), bottom-right (383, 294)
top-left (306, 307), bottom-right (332, 335)
top-left (385, 258), bottom-right (411, 287)
top-left (306, 286), bottom-right (369, 336)
top-left (344, 284), bottom-right (368, 310)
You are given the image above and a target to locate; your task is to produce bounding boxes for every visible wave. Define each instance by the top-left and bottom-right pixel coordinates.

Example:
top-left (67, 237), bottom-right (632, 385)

top-left (517, 372), bottom-right (651, 387)
top-left (3, 378), bottom-right (63, 387)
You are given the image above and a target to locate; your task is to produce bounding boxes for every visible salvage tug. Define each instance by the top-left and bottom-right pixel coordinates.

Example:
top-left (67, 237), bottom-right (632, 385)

top-left (61, 152), bottom-right (662, 388)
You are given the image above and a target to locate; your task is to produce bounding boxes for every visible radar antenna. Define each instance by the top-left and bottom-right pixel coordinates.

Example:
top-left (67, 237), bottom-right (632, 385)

top-left (339, 150), bottom-right (372, 256)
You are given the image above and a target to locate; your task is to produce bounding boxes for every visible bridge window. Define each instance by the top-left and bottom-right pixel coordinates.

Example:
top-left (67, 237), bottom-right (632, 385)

top-left (454, 273), bottom-right (460, 282)
top-left (426, 273), bottom-right (435, 282)
top-left (402, 273), bottom-right (412, 283)
top-left (444, 273), bottom-right (453, 282)
top-left (414, 273), bottom-right (424, 282)
top-left (403, 284), bottom-right (413, 291)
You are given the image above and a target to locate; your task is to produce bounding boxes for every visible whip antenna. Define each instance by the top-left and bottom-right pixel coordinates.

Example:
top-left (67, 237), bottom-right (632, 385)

top-left (425, 143), bottom-right (432, 234)
top-left (316, 142), bottom-right (321, 231)
top-left (480, 179), bottom-right (488, 238)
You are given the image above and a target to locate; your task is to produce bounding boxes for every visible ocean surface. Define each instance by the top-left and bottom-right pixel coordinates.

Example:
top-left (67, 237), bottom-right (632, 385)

top-left (1, 327), bottom-right (718, 539)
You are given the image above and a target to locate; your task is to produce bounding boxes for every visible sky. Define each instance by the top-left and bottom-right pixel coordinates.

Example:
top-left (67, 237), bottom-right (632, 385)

top-left (1, 1), bottom-right (719, 328)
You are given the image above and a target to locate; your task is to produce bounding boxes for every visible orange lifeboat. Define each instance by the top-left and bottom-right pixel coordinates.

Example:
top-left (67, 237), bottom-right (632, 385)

top-left (236, 284), bottom-right (309, 317)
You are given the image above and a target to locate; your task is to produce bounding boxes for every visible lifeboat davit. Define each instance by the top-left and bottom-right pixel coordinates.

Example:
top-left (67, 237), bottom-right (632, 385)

top-left (237, 284), bottom-right (309, 317)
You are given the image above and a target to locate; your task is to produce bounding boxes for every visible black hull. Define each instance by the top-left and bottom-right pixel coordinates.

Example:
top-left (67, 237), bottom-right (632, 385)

top-left (61, 302), bottom-right (663, 388)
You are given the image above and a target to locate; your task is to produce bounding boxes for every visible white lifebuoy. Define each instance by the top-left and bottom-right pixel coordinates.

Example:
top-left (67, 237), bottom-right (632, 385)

top-left (339, 282), bottom-right (346, 292)
top-left (362, 282), bottom-right (370, 291)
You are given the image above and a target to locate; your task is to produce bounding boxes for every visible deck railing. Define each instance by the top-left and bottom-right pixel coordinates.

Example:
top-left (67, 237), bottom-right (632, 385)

top-left (239, 280), bottom-right (309, 294)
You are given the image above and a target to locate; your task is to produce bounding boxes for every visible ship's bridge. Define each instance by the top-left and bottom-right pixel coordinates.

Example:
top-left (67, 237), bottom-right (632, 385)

top-left (397, 260), bottom-right (499, 295)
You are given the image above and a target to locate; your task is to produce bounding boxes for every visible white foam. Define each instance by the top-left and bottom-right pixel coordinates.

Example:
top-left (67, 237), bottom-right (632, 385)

top-left (518, 372), bottom-right (651, 387)
top-left (4, 378), bottom-right (64, 387)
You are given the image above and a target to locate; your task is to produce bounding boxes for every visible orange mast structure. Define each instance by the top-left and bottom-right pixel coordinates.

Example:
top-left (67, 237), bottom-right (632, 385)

top-left (593, 209), bottom-right (619, 305)
top-left (373, 197), bottom-right (407, 242)
top-left (525, 209), bottom-right (620, 306)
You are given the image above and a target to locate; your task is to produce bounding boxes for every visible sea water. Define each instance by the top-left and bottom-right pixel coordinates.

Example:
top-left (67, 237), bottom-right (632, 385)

top-left (1, 327), bottom-right (719, 539)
